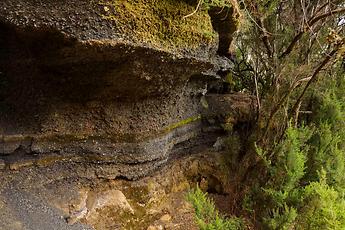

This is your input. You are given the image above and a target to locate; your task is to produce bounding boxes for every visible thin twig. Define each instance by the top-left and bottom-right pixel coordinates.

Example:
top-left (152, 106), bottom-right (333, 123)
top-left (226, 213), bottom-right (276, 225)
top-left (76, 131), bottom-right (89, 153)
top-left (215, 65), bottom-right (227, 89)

top-left (315, 1), bottom-right (329, 14)
top-left (254, 73), bottom-right (261, 114)
top-left (293, 101), bottom-right (302, 127)
top-left (183, 0), bottom-right (203, 19)
top-left (280, 7), bottom-right (345, 59)
top-left (309, 7), bottom-right (345, 25)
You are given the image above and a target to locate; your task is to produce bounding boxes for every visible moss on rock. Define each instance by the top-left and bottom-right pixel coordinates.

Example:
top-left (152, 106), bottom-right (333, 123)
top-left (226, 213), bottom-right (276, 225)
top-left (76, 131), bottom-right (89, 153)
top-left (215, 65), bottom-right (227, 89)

top-left (98, 0), bottom-right (217, 50)
top-left (165, 115), bottom-right (201, 132)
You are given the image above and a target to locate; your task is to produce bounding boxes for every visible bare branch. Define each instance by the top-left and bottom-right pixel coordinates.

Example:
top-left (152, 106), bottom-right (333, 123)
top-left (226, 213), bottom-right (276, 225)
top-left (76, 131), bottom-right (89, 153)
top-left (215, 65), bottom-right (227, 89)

top-left (258, 18), bottom-right (273, 58)
top-left (279, 32), bottom-right (304, 59)
top-left (290, 46), bottom-right (340, 120)
top-left (254, 73), bottom-right (261, 112)
top-left (314, 2), bottom-right (329, 14)
top-left (309, 8), bottom-right (345, 25)
top-left (279, 7), bottom-right (345, 59)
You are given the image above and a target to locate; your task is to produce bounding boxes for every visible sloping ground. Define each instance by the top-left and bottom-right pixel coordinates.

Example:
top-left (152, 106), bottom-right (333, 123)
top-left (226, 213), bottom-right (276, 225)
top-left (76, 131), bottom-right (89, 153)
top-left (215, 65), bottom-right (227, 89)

top-left (0, 150), bottom-right (234, 230)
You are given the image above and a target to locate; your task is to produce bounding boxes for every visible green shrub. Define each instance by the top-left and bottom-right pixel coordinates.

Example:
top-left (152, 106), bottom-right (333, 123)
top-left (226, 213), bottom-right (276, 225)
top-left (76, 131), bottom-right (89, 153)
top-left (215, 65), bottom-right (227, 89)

top-left (187, 186), bottom-right (244, 230)
top-left (257, 125), bottom-right (311, 229)
top-left (306, 76), bottom-right (345, 189)
top-left (252, 73), bottom-right (345, 229)
top-left (264, 205), bottom-right (297, 230)
top-left (296, 172), bottom-right (345, 230)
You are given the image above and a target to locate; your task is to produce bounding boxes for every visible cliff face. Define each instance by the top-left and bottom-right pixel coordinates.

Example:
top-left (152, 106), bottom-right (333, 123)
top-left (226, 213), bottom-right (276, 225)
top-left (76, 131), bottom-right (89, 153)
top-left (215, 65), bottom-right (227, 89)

top-left (0, 0), bottom-right (243, 178)
top-left (0, 1), bottom-right (254, 229)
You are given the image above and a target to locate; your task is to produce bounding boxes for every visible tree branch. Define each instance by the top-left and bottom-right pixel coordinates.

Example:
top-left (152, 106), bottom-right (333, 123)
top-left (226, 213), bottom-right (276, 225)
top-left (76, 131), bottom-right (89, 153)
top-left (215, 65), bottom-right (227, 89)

top-left (309, 8), bottom-right (345, 25)
top-left (279, 32), bottom-right (304, 59)
top-left (279, 7), bottom-right (345, 59)
top-left (258, 18), bottom-right (273, 58)
top-left (290, 46), bottom-right (340, 120)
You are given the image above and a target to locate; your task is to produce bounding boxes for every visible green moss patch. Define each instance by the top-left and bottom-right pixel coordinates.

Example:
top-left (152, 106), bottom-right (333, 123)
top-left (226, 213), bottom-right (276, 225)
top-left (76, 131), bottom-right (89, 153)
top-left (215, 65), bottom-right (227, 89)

top-left (98, 0), bottom-right (217, 50)
top-left (165, 115), bottom-right (201, 132)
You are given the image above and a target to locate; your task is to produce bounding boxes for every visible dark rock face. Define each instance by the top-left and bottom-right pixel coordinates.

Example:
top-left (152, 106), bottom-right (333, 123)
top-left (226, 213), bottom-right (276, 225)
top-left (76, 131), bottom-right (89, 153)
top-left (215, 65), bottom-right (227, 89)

top-left (0, 0), bottom-right (219, 56)
top-left (0, 30), bottom-right (207, 178)
top-left (0, 1), bottom-right (260, 229)
top-left (0, 0), bottom-right (247, 180)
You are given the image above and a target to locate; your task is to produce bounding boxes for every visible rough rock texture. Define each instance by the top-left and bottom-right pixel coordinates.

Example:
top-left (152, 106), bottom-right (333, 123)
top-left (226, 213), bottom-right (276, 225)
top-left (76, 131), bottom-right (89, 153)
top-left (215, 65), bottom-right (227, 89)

top-left (0, 0), bottom-right (219, 57)
top-left (0, 0), bottom-right (256, 229)
top-left (204, 93), bottom-right (258, 125)
top-left (0, 150), bottom-right (232, 230)
top-left (0, 0), bottom-right (243, 179)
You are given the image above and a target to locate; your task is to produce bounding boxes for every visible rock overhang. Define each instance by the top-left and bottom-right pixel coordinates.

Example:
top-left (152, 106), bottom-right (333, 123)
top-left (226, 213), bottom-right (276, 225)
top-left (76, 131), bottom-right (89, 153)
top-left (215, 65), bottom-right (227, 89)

top-left (0, 0), bottom-right (241, 97)
top-left (0, 0), bottom-right (222, 55)
top-left (0, 0), bottom-right (242, 178)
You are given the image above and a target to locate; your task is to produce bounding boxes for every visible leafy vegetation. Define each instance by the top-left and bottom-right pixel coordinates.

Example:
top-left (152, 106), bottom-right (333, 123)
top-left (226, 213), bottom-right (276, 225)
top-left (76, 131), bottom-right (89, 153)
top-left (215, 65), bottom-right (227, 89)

top-left (235, 1), bottom-right (345, 226)
top-left (187, 186), bottom-right (244, 230)
top-left (189, 0), bottom-right (345, 229)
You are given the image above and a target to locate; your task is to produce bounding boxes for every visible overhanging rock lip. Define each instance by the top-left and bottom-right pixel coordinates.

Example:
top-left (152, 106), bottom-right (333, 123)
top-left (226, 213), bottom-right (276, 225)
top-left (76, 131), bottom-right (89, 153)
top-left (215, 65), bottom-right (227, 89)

top-left (39, 38), bottom-right (216, 69)
top-left (0, 0), bottom-right (220, 61)
top-left (0, 22), bottom-right (217, 100)
top-left (0, 19), bottom-right (215, 67)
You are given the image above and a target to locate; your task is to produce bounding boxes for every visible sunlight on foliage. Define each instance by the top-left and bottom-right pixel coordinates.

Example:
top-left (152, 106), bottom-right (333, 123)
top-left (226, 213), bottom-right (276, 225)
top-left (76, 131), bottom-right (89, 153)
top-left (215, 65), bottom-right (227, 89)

top-left (187, 186), bottom-right (244, 230)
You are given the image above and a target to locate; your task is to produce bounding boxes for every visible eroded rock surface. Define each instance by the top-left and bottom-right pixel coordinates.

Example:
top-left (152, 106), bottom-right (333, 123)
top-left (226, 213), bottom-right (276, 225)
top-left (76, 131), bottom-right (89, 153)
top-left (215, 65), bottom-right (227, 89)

top-left (0, 0), bottom-right (255, 229)
top-left (0, 150), bottom-right (234, 230)
top-left (0, 0), bottom-right (245, 179)
top-left (67, 189), bottom-right (134, 225)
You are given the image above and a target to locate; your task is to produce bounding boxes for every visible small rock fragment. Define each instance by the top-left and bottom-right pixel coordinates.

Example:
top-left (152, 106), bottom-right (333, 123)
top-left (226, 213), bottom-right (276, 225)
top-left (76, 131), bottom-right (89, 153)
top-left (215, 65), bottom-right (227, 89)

top-left (103, 6), bottom-right (110, 12)
top-left (159, 214), bottom-right (172, 223)
top-left (88, 190), bottom-right (134, 215)
top-left (9, 159), bottom-right (34, 170)
top-left (213, 137), bottom-right (226, 151)
top-left (68, 189), bottom-right (134, 224)
top-left (147, 225), bottom-right (163, 230)
top-left (0, 159), bottom-right (5, 170)
top-left (66, 208), bottom-right (88, 225)
top-left (199, 177), bottom-right (209, 191)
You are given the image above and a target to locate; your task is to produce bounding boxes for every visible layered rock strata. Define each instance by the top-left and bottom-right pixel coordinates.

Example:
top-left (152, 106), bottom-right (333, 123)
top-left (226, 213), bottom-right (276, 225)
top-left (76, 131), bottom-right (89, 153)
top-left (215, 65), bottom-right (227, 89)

top-left (0, 1), bottom-right (263, 229)
top-left (0, 0), bottom-right (244, 179)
